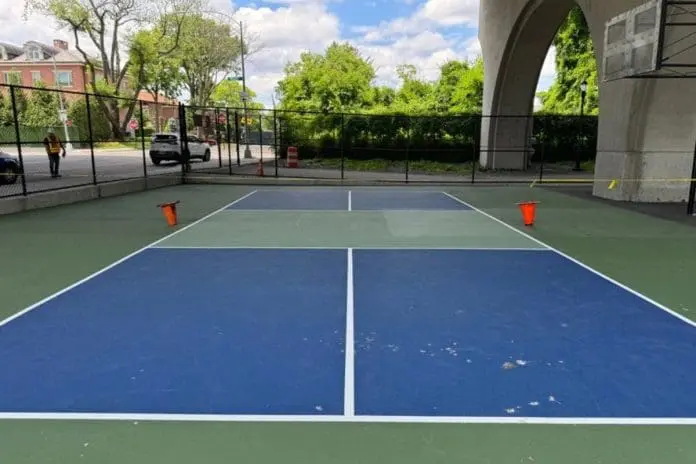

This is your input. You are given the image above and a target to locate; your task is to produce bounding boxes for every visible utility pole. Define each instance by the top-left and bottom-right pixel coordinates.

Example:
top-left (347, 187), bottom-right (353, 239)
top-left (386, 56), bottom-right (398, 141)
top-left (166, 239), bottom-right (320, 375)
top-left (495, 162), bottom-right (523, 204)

top-left (240, 21), bottom-right (252, 159)
top-left (52, 55), bottom-right (73, 150)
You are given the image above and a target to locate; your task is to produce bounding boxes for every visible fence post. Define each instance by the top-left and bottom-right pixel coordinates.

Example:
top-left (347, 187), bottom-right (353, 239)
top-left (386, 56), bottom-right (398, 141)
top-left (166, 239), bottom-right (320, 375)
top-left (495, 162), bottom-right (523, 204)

top-left (226, 107), bottom-right (233, 175)
top-left (215, 108), bottom-right (222, 168)
top-left (178, 103), bottom-right (190, 177)
top-left (340, 113), bottom-right (345, 180)
top-left (9, 86), bottom-right (27, 196)
top-left (538, 116), bottom-right (546, 184)
top-left (273, 108), bottom-right (279, 178)
top-left (234, 111), bottom-right (241, 166)
top-left (405, 117), bottom-right (410, 183)
top-left (84, 93), bottom-right (98, 185)
top-left (687, 136), bottom-right (696, 215)
top-left (258, 111), bottom-right (263, 163)
top-left (138, 100), bottom-right (147, 179)
top-left (472, 116), bottom-right (481, 184)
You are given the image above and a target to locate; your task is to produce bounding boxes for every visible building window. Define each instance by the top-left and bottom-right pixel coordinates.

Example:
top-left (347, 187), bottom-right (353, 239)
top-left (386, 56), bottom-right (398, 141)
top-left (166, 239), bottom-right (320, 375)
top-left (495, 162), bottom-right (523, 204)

top-left (56, 70), bottom-right (73, 87)
top-left (31, 71), bottom-right (42, 84)
top-left (28, 47), bottom-right (43, 61)
top-left (3, 71), bottom-right (22, 85)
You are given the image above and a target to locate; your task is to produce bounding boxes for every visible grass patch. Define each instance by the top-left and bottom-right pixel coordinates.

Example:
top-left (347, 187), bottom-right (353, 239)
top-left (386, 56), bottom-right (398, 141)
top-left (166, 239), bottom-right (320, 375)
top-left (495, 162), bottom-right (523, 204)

top-left (94, 141), bottom-right (151, 150)
top-left (301, 158), bottom-right (472, 175)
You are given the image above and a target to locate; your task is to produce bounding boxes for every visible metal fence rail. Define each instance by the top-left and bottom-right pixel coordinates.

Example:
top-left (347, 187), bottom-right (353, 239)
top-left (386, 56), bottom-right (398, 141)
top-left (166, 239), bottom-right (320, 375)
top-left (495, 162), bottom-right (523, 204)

top-left (3, 83), bottom-right (694, 215)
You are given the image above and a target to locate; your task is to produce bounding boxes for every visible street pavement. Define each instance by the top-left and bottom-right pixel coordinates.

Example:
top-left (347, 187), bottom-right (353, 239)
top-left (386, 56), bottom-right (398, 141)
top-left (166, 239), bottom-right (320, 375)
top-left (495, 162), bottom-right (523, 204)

top-left (0, 145), bottom-right (268, 197)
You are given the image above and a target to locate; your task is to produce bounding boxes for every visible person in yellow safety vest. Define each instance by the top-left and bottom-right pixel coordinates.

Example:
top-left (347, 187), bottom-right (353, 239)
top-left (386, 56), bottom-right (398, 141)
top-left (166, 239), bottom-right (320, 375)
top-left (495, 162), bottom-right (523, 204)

top-left (42, 131), bottom-right (66, 178)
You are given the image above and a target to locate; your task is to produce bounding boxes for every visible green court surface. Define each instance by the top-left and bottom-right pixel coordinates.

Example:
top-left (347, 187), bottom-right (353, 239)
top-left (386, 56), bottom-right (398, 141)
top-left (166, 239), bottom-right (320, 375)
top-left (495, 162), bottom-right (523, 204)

top-left (2, 184), bottom-right (696, 463)
top-left (157, 210), bottom-right (542, 249)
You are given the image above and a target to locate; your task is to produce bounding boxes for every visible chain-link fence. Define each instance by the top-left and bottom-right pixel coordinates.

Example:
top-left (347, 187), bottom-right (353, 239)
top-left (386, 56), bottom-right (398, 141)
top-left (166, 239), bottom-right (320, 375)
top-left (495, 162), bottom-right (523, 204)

top-left (3, 83), bottom-right (695, 214)
top-left (0, 84), bottom-right (183, 198)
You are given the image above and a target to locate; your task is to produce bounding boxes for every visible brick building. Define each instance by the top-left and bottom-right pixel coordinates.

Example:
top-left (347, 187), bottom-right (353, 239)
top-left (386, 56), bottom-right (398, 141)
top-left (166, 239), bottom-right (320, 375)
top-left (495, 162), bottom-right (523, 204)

top-left (0, 39), bottom-right (178, 130)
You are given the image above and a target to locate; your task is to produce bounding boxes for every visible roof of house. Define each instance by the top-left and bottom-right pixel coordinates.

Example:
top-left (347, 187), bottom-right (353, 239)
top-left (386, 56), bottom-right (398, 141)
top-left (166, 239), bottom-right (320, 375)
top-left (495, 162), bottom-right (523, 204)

top-left (0, 42), bottom-right (24, 58)
top-left (137, 90), bottom-right (179, 105)
top-left (0, 40), bottom-right (86, 64)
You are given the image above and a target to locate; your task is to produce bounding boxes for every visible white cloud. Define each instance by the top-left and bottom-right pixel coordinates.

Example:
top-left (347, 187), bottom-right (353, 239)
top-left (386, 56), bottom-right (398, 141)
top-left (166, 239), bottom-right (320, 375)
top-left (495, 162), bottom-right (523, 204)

top-left (235, 2), bottom-right (340, 105)
top-left (1, 0), bottom-right (556, 110)
top-left (354, 0), bottom-right (479, 42)
top-left (0, 3), bottom-right (69, 48)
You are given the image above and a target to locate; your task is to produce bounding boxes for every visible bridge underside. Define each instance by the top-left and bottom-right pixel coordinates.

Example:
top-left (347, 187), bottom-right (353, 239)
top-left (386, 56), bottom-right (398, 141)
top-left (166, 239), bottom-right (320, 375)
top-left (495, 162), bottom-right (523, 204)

top-left (479, 0), bottom-right (696, 203)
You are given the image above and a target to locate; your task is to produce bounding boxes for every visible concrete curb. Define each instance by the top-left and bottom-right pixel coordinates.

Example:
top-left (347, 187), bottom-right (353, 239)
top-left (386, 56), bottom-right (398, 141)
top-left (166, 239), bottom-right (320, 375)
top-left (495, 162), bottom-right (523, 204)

top-left (0, 175), bottom-right (182, 216)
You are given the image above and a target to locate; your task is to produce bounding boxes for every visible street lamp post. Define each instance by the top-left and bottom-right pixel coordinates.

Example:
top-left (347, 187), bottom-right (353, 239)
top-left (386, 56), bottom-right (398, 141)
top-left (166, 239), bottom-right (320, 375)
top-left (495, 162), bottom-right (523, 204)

top-left (239, 21), bottom-right (252, 159)
top-left (206, 10), bottom-right (252, 160)
top-left (574, 79), bottom-right (588, 171)
top-left (52, 55), bottom-right (73, 151)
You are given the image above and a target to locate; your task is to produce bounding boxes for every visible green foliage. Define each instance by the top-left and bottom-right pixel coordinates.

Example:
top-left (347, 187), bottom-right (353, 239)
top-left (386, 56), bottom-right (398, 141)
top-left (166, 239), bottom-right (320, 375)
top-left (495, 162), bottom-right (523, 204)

top-left (129, 26), bottom-right (183, 100)
top-left (539, 6), bottom-right (598, 114)
top-left (0, 94), bottom-right (14, 126)
top-left (278, 42), bottom-right (376, 113)
top-left (67, 97), bottom-right (111, 146)
top-left (22, 84), bottom-right (62, 128)
top-left (171, 14), bottom-right (243, 106)
top-left (210, 80), bottom-right (263, 110)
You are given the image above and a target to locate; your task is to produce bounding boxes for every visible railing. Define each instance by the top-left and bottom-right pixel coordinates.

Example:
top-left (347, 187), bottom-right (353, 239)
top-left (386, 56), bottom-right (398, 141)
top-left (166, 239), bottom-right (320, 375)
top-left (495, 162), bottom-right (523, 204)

top-left (0, 83), bottom-right (601, 197)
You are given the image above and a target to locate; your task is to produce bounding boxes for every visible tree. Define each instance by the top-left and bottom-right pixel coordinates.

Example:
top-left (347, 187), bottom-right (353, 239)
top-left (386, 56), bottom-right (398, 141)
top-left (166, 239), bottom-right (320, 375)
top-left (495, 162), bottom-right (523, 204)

top-left (209, 79), bottom-right (262, 110)
top-left (538, 6), bottom-right (598, 114)
top-left (129, 27), bottom-right (183, 131)
top-left (277, 42), bottom-right (376, 113)
top-left (25, 0), bottom-right (200, 137)
top-left (172, 15), bottom-right (243, 106)
top-left (23, 84), bottom-right (62, 128)
top-left (431, 57), bottom-right (484, 113)
top-left (0, 94), bottom-right (14, 126)
top-left (391, 64), bottom-right (435, 114)
top-left (67, 96), bottom-right (111, 146)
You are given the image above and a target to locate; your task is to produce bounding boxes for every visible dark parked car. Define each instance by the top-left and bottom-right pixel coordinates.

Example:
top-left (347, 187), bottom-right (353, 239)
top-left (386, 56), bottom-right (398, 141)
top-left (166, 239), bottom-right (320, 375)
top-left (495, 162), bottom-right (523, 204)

top-left (0, 151), bottom-right (21, 185)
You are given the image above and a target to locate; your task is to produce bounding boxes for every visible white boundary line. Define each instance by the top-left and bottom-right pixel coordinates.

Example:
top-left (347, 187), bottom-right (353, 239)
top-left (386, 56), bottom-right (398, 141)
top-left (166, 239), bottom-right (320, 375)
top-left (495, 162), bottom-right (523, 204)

top-left (344, 248), bottom-right (355, 417)
top-left (0, 412), bottom-right (694, 425)
top-left (0, 190), bottom-right (258, 329)
top-left (440, 191), bottom-right (696, 330)
top-left (348, 190), bottom-right (352, 211)
top-left (151, 246), bottom-right (551, 251)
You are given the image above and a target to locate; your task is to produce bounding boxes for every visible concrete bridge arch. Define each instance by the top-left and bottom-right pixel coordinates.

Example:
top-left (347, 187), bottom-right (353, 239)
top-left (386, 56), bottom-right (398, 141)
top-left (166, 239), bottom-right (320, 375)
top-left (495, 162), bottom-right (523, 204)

top-left (480, 0), bottom-right (696, 202)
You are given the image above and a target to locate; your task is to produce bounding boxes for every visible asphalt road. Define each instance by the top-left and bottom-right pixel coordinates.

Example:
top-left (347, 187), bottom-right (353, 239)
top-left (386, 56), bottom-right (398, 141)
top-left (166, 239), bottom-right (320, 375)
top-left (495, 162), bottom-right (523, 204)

top-left (0, 145), bottom-right (268, 197)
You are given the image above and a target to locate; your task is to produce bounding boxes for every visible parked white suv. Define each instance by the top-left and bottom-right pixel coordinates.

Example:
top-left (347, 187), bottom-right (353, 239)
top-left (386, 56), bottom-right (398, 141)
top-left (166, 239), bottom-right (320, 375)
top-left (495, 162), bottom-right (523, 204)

top-left (149, 133), bottom-right (212, 165)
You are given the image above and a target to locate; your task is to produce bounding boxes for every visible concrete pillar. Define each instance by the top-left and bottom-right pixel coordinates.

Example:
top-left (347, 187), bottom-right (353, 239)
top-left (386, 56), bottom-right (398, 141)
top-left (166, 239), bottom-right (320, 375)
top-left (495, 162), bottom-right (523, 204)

top-left (479, 0), bottom-right (696, 202)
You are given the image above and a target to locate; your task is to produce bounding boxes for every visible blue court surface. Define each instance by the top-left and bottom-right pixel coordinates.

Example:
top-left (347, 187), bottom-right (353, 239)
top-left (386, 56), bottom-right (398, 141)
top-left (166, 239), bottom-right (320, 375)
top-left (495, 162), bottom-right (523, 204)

top-left (1, 188), bottom-right (696, 422)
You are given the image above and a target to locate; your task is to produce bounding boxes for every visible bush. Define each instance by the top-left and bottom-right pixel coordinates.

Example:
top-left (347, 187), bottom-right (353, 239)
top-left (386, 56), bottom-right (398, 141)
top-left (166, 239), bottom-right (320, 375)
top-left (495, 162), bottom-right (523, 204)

top-left (68, 97), bottom-right (112, 148)
top-left (277, 111), bottom-right (597, 166)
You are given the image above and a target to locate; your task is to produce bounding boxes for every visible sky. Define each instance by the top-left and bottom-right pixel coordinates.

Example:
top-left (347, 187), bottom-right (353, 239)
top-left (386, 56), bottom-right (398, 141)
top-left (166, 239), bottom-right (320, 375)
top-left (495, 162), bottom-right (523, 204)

top-left (1, 0), bottom-right (556, 108)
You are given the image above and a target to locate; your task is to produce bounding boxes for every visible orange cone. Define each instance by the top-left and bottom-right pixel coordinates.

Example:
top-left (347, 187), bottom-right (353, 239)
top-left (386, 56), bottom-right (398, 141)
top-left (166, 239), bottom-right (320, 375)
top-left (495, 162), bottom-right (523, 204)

top-left (517, 201), bottom-right (539, 226)
top-left (158, 201), bottom-right (180, 227)
top-left (256, 159), bottom-right (264, 177)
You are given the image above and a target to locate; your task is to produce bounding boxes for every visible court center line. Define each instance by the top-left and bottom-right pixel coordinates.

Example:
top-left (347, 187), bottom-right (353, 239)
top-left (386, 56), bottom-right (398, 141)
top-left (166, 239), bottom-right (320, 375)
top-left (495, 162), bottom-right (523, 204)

top-left (1, 412), bottom-right (696, 425)
top-left (0, 190), bottom-right (258, 329)
top-left (348, 190), bottom-right (352, 211)
top-left (344, 248), bottom-right (355, 417)
top-left (440, 191), bottom-right (696, 330)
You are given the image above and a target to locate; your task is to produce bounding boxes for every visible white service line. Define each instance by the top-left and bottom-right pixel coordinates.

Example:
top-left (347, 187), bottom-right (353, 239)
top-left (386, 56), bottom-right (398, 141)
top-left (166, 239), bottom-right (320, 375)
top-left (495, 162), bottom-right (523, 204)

top-left (344, 248), bottom-right (355, 417)
top-left (440, 191), bottom-right (696, 330)
top-left (0, 412), bottom-right (694, 425)
top-left (0, 189), bottom-right (258, 329)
